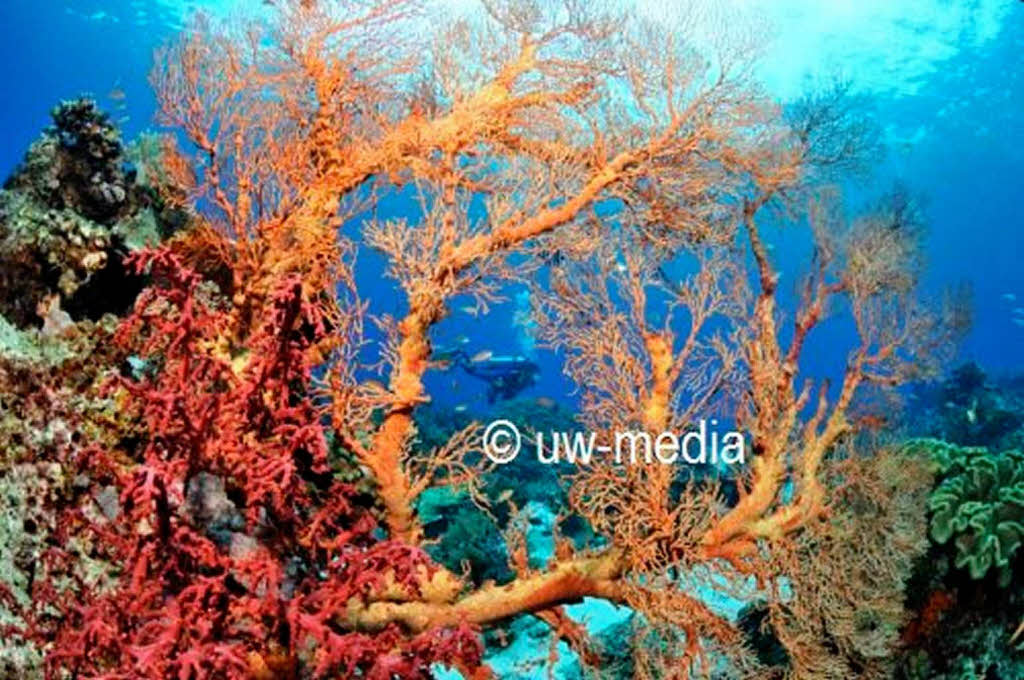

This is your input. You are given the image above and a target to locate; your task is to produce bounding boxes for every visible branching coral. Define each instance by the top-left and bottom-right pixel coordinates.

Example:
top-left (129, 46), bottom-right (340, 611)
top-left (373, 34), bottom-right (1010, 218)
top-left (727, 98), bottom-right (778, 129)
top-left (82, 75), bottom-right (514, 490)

top-left (0, 303), bottom-right (130, 677)
top-left (10, 250), bottom-right (482, 679)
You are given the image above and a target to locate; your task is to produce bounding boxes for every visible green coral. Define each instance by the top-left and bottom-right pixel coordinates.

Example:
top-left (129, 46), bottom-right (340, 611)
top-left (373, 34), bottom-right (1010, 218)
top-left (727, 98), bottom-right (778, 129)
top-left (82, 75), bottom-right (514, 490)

top-left (906, 439), bottom-right (1024, 585)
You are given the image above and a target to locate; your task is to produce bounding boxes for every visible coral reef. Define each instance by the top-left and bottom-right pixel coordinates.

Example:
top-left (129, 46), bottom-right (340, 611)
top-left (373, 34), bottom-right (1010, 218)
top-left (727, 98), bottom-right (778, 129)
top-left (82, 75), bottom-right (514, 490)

top-left (7, 251), bottom-right (482, 678)
top-left (420, 489), bottom-right (515, 586)
top-left (0, 1), bottom-right (975, 678)
top-left (892, 439), bottom-right (1024, 677)
top-left (0, 99), bottom-right (183, 325)
top-left (910, 361), bottom-right (1024, 448)
top-left (732, 435), bottom-right (1024, 679)
top-left (0, 311), bottom-right (128, 677)
top-left (6, 99), bottom-right (133, 222)
top-left (0, 463), bottom-right (57, 679)
top-left (742, 446), bottom-right (934, 679)
top-left (0, 103), bottom-right (187, 678)
top-left (414, 398), bottom-right (587, 587)
top-left (899, 621), bottom-right (1024, 679)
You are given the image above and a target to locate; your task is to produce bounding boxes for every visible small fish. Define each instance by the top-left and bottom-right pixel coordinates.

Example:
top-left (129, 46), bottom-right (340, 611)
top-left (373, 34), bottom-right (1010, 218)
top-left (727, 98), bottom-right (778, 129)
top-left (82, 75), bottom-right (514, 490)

top-left (853, 414), bottom-right (887, 431)
top-left (108, 87), bottom-right (127, 101)
top-left (363, 380), bottom-right (388, 394)
top-left (459, 305), bottom-right (480, 317)
top-left (454, 404), bottom-right (468, 413)
top-left (1002, 293), bottom-right (1017, 302)
top-left (1011, 618), bottom-right (1024, 647)
top-left (470, 350), bottom-right (493, 363)
top-left (455, 335), bottom-right (470, 345)
top-left (535, 397), bottom-right (556, 409)
top-left (37, 295), bottom-right (74, 337)
top-left (495, 489), bottom-right (514, 504)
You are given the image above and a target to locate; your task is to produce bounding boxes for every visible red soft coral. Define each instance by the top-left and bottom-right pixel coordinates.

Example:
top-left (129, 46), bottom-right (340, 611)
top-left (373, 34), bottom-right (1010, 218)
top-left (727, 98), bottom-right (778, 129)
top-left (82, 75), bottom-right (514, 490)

top-left (16, 249), bottom-right (482, 679)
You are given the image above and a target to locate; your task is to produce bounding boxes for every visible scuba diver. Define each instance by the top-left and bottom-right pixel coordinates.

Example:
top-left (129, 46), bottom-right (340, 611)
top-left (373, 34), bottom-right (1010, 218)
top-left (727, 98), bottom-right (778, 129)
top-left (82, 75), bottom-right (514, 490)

top-left (435, 346), bottom-right (541, 403)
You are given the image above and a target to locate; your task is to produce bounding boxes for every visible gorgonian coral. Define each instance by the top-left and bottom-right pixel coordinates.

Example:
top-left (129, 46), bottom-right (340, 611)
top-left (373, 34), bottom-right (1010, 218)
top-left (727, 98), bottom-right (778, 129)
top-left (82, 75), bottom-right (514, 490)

top-left (757, 446), bottom-right (934, 679)
top-left (4, 0), bottom-right (972, 677)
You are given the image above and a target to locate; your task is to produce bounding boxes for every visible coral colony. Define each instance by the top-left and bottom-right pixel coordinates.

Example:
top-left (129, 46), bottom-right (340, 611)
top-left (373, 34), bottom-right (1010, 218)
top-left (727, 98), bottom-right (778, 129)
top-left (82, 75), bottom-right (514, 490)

top-left (0, 1), bottom-right (1020, 679)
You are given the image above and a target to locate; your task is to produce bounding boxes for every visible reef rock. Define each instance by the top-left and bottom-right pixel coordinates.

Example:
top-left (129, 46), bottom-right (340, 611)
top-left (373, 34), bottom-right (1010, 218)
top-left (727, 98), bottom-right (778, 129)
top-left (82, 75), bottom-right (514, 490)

top-left (0, 99), bottom-right (185, 326)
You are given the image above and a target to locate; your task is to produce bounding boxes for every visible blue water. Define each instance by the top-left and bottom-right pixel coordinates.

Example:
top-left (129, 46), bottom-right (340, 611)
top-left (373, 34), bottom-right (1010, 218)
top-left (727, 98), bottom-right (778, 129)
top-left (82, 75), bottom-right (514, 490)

top-left (1, 0), bottom-right (1021, 413)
